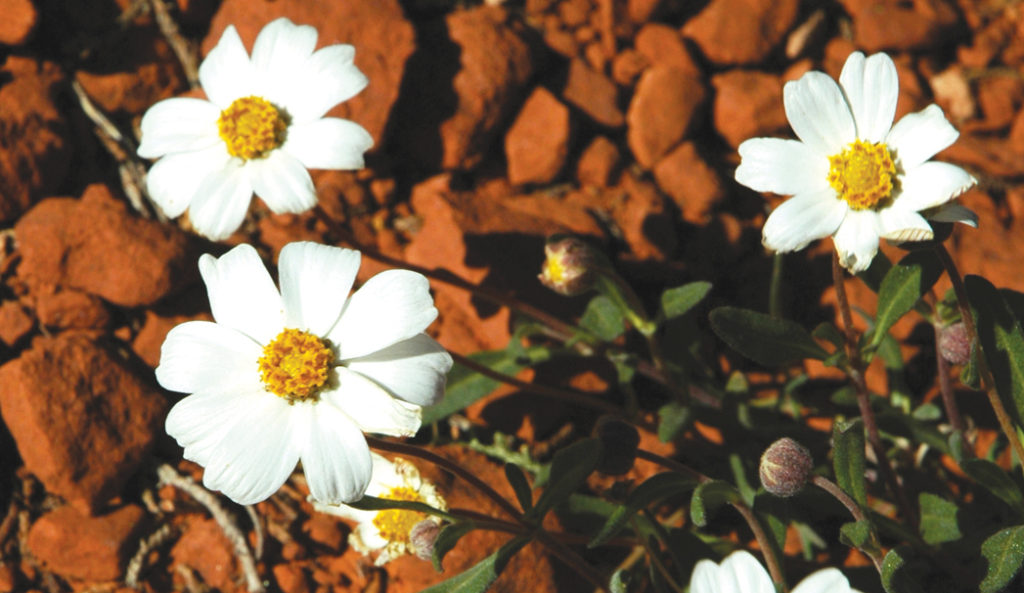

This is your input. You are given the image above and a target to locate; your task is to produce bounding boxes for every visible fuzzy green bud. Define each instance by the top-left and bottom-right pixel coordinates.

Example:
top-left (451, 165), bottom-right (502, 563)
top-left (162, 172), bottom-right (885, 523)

top-left (409, 519), bottom-right (442, 561)
top-left (759, 437), bottom-right (813, 497)
top-left (938, 321), bottom-right (971, 366)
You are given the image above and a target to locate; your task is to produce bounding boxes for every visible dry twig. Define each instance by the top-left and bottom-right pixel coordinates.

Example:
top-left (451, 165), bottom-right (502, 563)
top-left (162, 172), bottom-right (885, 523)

top-left (149, 0), bottom-right (200, 88)
top-left (124, 523), bottom-right (179, 588)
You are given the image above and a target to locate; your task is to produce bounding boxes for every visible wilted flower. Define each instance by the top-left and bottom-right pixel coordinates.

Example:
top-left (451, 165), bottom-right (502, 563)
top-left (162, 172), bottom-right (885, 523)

top-left (735, 51), bottom-right (976, 272)
top-left (138, 18), bottom-right (373, 240)
top-left (156, 242), bottom-right (452, 505)
top-left (539, 235), bottom-right (602, 296)
top-left (313, 453), bottom-right (447, 565)
top-left (689, 550), bottom-right (863, 593)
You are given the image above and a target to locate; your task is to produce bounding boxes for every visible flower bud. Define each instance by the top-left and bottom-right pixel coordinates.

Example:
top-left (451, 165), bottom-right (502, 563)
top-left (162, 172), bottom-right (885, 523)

top-left (938, 321), bottom-right (971, 366)
top-left (593, 415), bottom-right (640, 475)
top-left (539, 235), bottom-right (600, 296)
top-left (759, 437), bottom-right (813, 497)
top-left (409, 519), bottom-right (442, 561)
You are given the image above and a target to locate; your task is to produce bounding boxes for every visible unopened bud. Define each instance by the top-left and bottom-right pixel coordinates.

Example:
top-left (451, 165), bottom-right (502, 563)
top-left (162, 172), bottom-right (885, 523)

top-left (759, 438), bottom-right (813, 497)
top-left (410, 519), bottom-right (442, 561)
top-left (539, 235), bottom-right (600, 296)
top-left (938, 321), bottom-right (971, 366)
top-left (593, 415), bottom-right (640, 475)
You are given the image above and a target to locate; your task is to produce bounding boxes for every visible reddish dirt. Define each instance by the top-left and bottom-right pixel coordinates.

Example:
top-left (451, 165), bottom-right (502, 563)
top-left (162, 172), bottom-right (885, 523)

top-left (0, 0), bottom-right (1021, 592)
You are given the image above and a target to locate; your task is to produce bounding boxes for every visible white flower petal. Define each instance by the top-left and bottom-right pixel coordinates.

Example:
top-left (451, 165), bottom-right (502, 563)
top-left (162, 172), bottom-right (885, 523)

top-left (282, 44), bottom-right (368, 121)
top-left (198, 244), bottom-right (284, 344)
top-left (886, 104), bottom-right (960, 170)
top-left (165, 387), bottom-right (263, 468)
top-left (833, 209), bottom-right (882, 273)
top-left (198, 25), bottom-right (256, 108)
top-left (282, 118), bottom-right (374, 170)
top-left (188, 160), bottom-right (254, 241)
top-left (926, 202), bottom-right (978, 228)
top-left (279, 242), bottom-right (361, 336)
top-left (250, 18), bottom-right (318, 103)
top-left (792, 568), bottom-right (853, 593)
top-left (329, 270), bottom-right (438, 360)
top-left (689, 559), bottom-right (724, 593)
top-left (300, 401), bottom-right (373, 503)
top-left (735, 138), bottom-right (830, 195)
top-left (145, 145), bottom-right (230, 219)
top-left (784, 71), bottom-right (857, 156)
top-left (839, 52), bottom-right (898, 144)
top-left (137, 98), bottom-right (221, 158)
top-left (877, 206), bottom-right (934, 242)
top-left (345, 334), bottom-right (452, 407)
top-left (896, 161), bottom-right (976, 213)
top-left (249, 150), bottom-right (317, 214)
top-left (201, 393), bottom-right (300, 504)
top-left (762, 189), bottom-right (847, 253)
top-left (716, 552), bottom-right (776, 593)
top-left (328, 368), bottom-right (423, 436)
top-left (155, 320), bottom-right (262, 394)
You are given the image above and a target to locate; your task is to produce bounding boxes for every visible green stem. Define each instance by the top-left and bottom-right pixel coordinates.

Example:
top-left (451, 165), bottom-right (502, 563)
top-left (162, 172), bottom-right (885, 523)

top-left (810, 476), bottom-right (883, 572)
top-left (769, 252), bottom-right (784, 319)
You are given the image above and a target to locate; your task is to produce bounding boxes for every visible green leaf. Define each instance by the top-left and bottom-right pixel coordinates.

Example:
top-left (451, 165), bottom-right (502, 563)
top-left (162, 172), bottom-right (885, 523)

top-left (423, 345), bottom-right (550, 424)
top-left (839, 520), bottom-right (873, 549)
top-left (690, 480), bottom-right (740, 528)
top-left (432, 522), bottom-right (478, 572)
top-left (981, 525), bottom-right (1024, 593)
top-left (420, 536), bottom-right (529, 593)
top-left (709, 307), bottom-right (828, 366)
top-left (589, 473), bottom-right (699, 548)
top-left (346, 495), bottom-right (454, 521)
top-left (833, 419), bottom-right (868, 507)
top-left (918, 492), bottom-right (962, 545)
top-left (858, 250), bottom-right (893, 293)
top-left (867, 251), bottom-right (942, 351)
top-left (657, 401), bottom-right (691, 443)
top-left (504, 463), bottom-right (533, 513)
top-left (963, 458), bottom-right (1024, 519)
top-left (881, 546), bottom-right (926, 593)
top-left (660, 281), bottom-right (712, 321)
top-left (609, 568), bottom-right (630, 593)
top-left (966, 275), bottom-right (1024, 426)
top-left (529, 438), bottom-right (603, 521)
top-left (581, 295), bottom-right (626, 341)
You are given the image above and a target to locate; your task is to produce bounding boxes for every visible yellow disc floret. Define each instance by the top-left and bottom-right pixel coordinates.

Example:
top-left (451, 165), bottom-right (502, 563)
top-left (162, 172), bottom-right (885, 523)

top-left (372, 486), bottom-right (426, 544)
top-left (218, 96), bottom-right (289, 160)
top-left (258, 329), bottom-right (334, 403)
top-left (827, 139), bottom-right (897, 211)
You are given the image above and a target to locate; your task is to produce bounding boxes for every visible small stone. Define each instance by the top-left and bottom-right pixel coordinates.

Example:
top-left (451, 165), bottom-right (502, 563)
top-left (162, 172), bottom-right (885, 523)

top-left (576, 136), bottom-right (621, 187)
top-left (634, 24), bottom-right (700, 75)
top-left (975, 74), bottom-right (1024, 130)
top-left (170, 518), bottom-right (237, 591)
top-left (0, 301), bottom-right (33, 347)
top-left (0, 335), bottom-right (166, 512)
top-left (0, 0), bottom-right (37, 45)
top-left (34, 290), bottom-right (109, 332)
top-left (841, 0), bottom-right (961, 52)
top-left (562, 59), bottom-right (625, 128)
top-left (27, 505), bottom-right (147, 582)
top-left (506, 88), bottom-right (571, 186)
top-left (711, 69), bottom-right (787, 148)
top-left (303, 513), bottom-right (345, 549)
top-left (273, 563), bottom-right (312, 593)
top-left (610, 49), bottom-right (648, 86)
top-left (627, 0), bottom-right (664, 23)
top-left (682, 0), bottom-right (800, 65)
top-left (626, 65), bottom-right (706, 168)
top-left (653, 141), bottom-right (724, 224)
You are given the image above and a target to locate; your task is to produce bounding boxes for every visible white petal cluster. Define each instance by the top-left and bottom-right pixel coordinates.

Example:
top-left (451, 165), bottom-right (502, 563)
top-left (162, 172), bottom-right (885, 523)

top-left (313, 453), bottom-right (447, 565)
top-left (735, 51), bottom-right (976, 273)
top-left (689, 551), bottom-right (863, 593)
top-left (156, 242), bottom-right (453, 505)
top-left (138, 18), bottom-right (374, 240)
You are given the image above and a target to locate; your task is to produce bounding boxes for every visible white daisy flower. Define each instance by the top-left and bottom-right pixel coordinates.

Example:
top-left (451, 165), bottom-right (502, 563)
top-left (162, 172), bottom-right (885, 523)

top-left (689, 550), bottom-right (864, 593)
top-left (313, 453), bottom-right (447, 565)
top-left (137, 17), bottom-right (374, 241)
top-left (156, 242), bottom-right (453, 505)
top-left (735, 51), bottom-right (977, 273)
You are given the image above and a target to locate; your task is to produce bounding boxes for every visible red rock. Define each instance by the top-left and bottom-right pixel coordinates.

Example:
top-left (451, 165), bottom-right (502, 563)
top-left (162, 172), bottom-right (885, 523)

top-left (653, 141), bottom-right (724, 224)
top-left (562, 58), bottom-right (625, 127)
top-left (34, 289), bottom-right (110, 332)
top-left (302, 513), bottom-right (345, 549)
top-left (711, 70), bottom-right (787, 148)
top-left (0, 57), bottom-right (69, 223)
top-left (132, 310), bottom-right (209, 370)
top-left (975, 74), bottom-right (1024, 130)
top-left (839, 0), bottom-right (961, 52)
top-left (947, 189), bottom-right (1024, 293)
top-left (626, 65), bottom-right (706, 168)
top-left (634, 24), bottom-right (700, 76)
top-left (15, 185), bottom-right (194, 307)
top-left (0, 335), bottom-right (166, 512)
top-left (170, 518), bottom-right (237, 592)
top-left (0, 0), bottom-right (37, 45)
top-left (0, 562), bottom-right (16, 592)
top-left (505, 87), bottom-right (571, 186)
top-left (273, 564), bottom-right (311, 593)
top-left (611, 49), bottom-right (648, 86)
top-left (27, 505), bottom-right (147, 582)
top-left (205, 0), bottom-right (415, 149)
top-left (682, 0), bottom-right (799, 65)
top-left (0, 301), bottom-right (33, 347)
top-left (1010, 110), bottom-right (1024, 156)
top-left (543, 22), bottom-right (579, 58)
top-left (605, 173), bottom-right (677, 260)
top-left (558, 0), bottom-right (591, 27)
top-left (628, 0), bottom-right (664, 23)
top-left (957, 15), bottom-right (1014, 68)
top-left (576, 135), bottom-right (620, 187)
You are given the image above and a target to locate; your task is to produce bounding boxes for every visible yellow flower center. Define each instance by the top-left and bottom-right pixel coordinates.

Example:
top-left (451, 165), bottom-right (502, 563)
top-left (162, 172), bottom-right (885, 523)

top-left (542, 257), bottom-right (566, 284)
top-left (258, 329), bottom-right (334, 403)
top-left (217, 96), bottom-right (289, 160)
top-left (372, 486), bottom-right (426, 544)
top-left (827, 139), bottom-right (897, 211)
